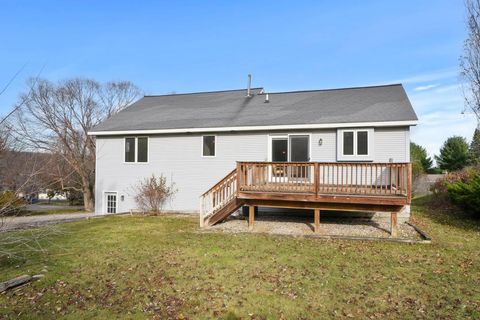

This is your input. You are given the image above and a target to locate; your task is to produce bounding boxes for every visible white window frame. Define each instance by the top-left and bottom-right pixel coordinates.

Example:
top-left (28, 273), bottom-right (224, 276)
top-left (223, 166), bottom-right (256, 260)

top-left (267, 133), bottom-right (312, 162)
top-left (123, 136), bottom-right (149, 164)
top-left (337, 128), bottom-right (374, 161)
top-left (201, 135), bottom-right (216, 157)
top-left (103, 191), bottom-right (118, 214)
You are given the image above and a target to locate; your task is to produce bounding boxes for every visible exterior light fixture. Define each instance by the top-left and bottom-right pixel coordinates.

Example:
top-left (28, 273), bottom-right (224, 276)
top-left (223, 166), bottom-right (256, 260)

top-left (318, 138), bottom-right (323, 146)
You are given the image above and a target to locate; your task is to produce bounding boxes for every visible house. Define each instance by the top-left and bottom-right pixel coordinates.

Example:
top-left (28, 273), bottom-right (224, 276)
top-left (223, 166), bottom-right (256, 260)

top-left (89, 81), bottom-right (417, 235)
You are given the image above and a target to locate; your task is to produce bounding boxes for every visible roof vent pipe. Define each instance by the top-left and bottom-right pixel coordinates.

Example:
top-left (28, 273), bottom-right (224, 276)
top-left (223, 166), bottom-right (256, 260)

top-left (264, 93), bottom-right (269, 103)
top-left (247, 74), bottom-right (252, 97)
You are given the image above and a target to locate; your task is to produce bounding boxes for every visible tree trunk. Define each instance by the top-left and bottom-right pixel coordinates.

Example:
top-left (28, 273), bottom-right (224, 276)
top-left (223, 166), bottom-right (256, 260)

top-left (81, 176), bottom-right (94, 212)
top-left (83, 187), bottom-right (94, 212)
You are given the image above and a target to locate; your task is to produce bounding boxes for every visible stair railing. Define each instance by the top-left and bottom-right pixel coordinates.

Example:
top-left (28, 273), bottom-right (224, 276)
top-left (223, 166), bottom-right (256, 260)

top-left (200, 169), bottom-right (237, 227)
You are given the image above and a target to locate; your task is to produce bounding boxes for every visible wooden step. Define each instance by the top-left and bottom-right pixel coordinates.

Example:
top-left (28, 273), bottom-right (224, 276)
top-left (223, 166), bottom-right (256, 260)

top-left (204, 198), bottom-right (244, 227)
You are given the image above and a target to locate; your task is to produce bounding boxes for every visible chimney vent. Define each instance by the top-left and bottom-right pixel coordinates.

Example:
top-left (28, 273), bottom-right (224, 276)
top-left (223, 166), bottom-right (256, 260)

top-left (247, 74), bottom-right (252, 97)
top-left (264, 93), bottom-right (269, 103)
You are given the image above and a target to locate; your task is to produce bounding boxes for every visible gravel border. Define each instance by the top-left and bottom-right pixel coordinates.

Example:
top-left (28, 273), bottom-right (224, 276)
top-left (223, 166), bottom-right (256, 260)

top-left (206, 216), bottom-right (431, 243)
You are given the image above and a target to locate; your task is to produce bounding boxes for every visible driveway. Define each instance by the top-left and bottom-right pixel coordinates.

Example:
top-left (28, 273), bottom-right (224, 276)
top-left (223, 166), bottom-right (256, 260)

top-left (25, 204), bottom-right (84, 212)
top-left (1, 212), bottom-right (95, 232)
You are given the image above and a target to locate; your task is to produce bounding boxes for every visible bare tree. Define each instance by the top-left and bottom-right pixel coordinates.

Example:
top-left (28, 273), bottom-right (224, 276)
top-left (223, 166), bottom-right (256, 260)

top-left (461, 0), bottom-right (480, 120)
top-left (14, 78), bottom-right (141, 211)
top-left (0, 125), bottom-right (8, 156)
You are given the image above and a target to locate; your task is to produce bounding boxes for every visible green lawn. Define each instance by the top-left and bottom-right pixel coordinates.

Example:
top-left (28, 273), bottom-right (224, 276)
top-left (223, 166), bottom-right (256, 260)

top-left (0, 197), bottom-right (479, 319)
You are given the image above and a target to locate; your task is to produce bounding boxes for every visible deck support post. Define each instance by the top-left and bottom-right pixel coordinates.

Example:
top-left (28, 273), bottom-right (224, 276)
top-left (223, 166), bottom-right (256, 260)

top-left (314, 208), bottom-right (320, 233)
top-left (390, 211), bottom-right (398, 237)
top-left (248, 206), bottom-right (255, 231)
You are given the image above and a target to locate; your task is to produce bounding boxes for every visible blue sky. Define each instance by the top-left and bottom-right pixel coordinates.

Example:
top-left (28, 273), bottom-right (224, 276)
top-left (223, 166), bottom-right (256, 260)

top-left (0, 0), bottom-right (477, 158)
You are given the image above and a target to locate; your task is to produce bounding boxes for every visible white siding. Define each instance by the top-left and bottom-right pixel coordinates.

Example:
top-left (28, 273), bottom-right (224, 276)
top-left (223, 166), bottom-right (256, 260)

top-left (96, 132), bottom-right (268, 214)
top-left (374, 127), bottom-right (410, 162)
top-left (311, 130), bottom-right (337, 162)
top-left (95, 127), bottom-right (411, 214)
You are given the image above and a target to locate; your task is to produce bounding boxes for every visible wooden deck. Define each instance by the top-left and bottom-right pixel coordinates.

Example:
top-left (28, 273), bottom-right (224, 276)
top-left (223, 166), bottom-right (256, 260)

top-left (200, 161), bottom-right (412, 236)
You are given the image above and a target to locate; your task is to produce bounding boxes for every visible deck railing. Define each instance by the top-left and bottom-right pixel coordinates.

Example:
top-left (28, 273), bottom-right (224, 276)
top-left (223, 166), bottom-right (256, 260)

top-left (200, 162), bottom-right (412, 226)
top-left (200, 169), bottom-right (237, 226)
top-left (237, 162), bottom-right (412, 199)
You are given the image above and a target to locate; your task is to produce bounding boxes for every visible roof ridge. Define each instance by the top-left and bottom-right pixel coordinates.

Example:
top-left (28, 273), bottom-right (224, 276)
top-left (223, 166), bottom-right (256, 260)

top-left (261, 83), bottom-right (403, 95)
top-left (144, 87), bottom-right (264, 98)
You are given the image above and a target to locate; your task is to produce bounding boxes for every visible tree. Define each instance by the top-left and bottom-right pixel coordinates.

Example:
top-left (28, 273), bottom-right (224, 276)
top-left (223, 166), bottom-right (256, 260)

top-left (14, 78), bottom-right (141, 211)
top-left (461, 0), bottom-right (480, 120)
top-left (410, 142), bottom-right (433, 176)
top-left (435, 136), bottom-right (470, 171)
top-left (469, 127), bottom-right (480, 165)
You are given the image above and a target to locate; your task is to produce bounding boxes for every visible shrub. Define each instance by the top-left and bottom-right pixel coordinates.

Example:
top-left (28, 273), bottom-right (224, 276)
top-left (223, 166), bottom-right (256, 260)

top-left (446, 168), bottom-right (480, 216)
top-left (133, 174), bottom-right (177, 214)
top-left (431, 167), bottom-right (480, 216)
top-left (0, 191), bottom-right (26, 215)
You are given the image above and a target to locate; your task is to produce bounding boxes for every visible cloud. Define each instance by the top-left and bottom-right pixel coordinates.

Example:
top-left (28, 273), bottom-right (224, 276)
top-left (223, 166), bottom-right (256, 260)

top-left (367, 68), bottom-right (459, 88)
top-left (393, 68), bottom-right (458, 85)
top-left (407, 82), bottom-right (477, 159)
top-left (413, 84), bottom-right (438, 91)
top-left (408, 83), bottom-right (464, 112)
top-left (411, 112), bottom-right (477, 160)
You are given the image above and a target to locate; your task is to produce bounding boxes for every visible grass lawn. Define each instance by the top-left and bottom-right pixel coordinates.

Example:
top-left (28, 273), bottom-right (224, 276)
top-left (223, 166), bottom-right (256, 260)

top-left (0, 197), bottom-right (479, 319)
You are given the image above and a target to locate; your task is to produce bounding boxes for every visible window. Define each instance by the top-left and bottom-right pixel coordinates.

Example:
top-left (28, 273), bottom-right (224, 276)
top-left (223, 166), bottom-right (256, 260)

top-left (337, 129), bottom-right (373, 161)
top-left (202, 136), bottom-right (215, 157)
top-left (357, 131), bottom-right (368, 155)
top-left (124, 137), bottom-right (148, 163)
top-left (343, 132), bottom-right (354, 155)
top-left (137, 137), bottom-right (148, 162)
top-left (125, 138), bottom-right (135, 162)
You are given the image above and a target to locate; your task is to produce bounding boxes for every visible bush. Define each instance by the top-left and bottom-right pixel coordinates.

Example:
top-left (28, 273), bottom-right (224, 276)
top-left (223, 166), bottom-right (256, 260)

top-left (446, 169), bottom-right (480, 216)
top-left (431, 167), bottom-right (480, 216)
top-left (0, 191), bottom-right (26, 215)
top-left (133, 174), bottom-right (177, 214)
top-left (67, 190), bottom-right (84, 206)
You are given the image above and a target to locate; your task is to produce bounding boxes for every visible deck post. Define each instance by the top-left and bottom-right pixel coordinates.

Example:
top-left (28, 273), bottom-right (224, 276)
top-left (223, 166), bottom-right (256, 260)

top-left (407, 163), bottom-right (412, 204)
top-left (248, 206), bottom-right (255, 231)
top-left (390, 211), bottom-right (398, 237)
top-left (236, 162), bottom-right (241, 196)
top-left (199, 197), bottom-right (204, 228)
top-left (314, 208), bottom-right (320, 233)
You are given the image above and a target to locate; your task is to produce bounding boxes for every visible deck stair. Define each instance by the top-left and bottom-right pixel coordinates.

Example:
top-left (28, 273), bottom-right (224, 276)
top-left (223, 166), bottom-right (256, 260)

top-left (200, 169), bottom-right (243, 227)
top-left (200, 162), bottom-right (412, 229)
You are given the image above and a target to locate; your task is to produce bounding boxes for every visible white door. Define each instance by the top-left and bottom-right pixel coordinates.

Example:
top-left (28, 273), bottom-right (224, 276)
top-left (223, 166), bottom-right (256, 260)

top-left (104, 192), bottom-right (117, 214)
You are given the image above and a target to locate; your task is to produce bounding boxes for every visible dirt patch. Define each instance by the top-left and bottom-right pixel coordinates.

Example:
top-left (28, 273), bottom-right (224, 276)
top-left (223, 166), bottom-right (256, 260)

top-left (209, 215), bottom-right (424, 241)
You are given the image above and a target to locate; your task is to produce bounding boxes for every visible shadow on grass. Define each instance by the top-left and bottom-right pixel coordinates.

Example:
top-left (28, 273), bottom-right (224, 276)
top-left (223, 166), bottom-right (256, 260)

top-left (412, 195), bottom-right (480, 232)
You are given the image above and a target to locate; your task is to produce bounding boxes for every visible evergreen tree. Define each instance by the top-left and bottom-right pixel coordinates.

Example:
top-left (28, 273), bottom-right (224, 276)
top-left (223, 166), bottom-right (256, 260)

top-left (469, 128), bottom-right (480, 165)
top-left (435, 136), bottom-right (469, 171)
top-left (410, 142), bottom-right (433, 176)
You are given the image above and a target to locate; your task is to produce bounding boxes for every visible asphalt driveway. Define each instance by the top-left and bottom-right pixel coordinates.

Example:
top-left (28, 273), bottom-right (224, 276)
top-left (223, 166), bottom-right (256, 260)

top-left (1, 212), bottom-right (95, 232)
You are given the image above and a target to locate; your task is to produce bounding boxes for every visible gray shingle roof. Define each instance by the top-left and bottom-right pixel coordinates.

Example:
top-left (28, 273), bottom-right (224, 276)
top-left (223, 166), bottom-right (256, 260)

top-left (91, 84), bottom-right (417, 133)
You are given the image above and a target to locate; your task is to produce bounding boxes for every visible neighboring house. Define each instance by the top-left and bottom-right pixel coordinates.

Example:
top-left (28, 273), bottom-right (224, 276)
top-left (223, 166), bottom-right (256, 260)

top-left (89, 83), bottom-right (417, 234)
top-left (38, 191), bottom-right (67, 201)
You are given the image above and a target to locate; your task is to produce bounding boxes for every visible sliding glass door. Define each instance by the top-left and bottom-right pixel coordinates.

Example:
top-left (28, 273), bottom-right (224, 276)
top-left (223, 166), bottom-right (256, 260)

top-left (289, 135), bottom-right (309, 162)
top-left (269, 134), bottom-right (311, 181)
